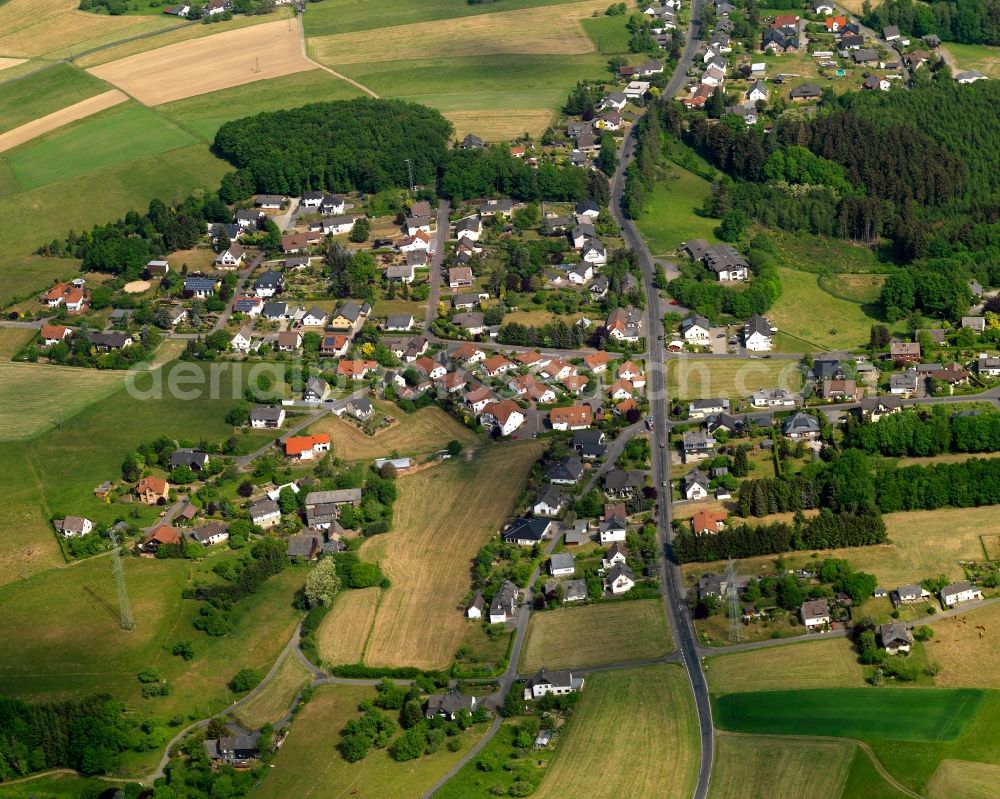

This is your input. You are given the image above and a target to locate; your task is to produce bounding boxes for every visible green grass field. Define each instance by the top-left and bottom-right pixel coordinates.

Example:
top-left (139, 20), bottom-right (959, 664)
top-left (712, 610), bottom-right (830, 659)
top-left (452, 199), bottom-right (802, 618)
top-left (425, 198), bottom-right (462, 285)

top-left (303, 0), bottom-right (591, 36)
top-left (519, 600), bottom-right (672, 673)
top-left (666, 357), bottom-right (803, 401)
top-left (0, 257), bottom-right (78, 307)
top-left (769, 266), bottom-right (881, 351)
top-left (159, 70), bottom-right (365, 141)
top-left (0, 773), bottom-right (120, 798)
top-left (839, 747), bottom-right (914, 799)
top-left (714, 688), bottom-right (984, 742)
top-left (580, 15), bottom-right (632, 54)
top-left (637, 165), bottom-right (718, 255)
top-left (5, 102), bottom-right (199, 190)
top-left (0, 63), bottom-right (108, 135)
top-left (766, 230), bottom-right (888, 275)
top-left (255, 683), bottom-right (487, 798)
top-left (705, 638), bottom-right (866, 694)
top-left (532, 665), bottom-right (698, 799)
top-left (945, 42), bottom-right (1000, 78)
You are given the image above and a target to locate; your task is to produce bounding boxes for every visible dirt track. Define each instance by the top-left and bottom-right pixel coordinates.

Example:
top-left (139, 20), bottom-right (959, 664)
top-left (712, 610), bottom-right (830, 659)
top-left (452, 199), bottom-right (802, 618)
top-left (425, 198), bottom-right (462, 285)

top-left (0, 89), bottom-right (127, 154)
top-left (87, 18), bottom-right (316, 106)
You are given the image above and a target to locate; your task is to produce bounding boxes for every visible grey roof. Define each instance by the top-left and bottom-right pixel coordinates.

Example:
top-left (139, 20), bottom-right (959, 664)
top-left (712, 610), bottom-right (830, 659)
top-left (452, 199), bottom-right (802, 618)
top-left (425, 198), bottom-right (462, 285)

top-left (550, 552), bottom-right (575, 572)
top-left (286, 534), bottom-right (321, 559)
top-left (563, 580), bottom-right (588, 601)
top-left (250, 498), bottom-right (280, 518)
top-left (262, 302), bottom-right (288, 318)
top-left (783, 411), bottom-right (820, 434)
top-left (386, 314), bottom-right (414, 329)
top-left (426, 690), bottom-right (476, 718)
top-left (546, 456), bottom-right (585, 483)
top-left (503, 517), bottom-right (551, 543)
top-left (305, 489), bottom-right (362, 506)
top-left (879, 621), bottom-right (912, 645)
top-left (535, 485), bottom-right (567, 510)
top-left (527, 668), bottom-right (577, 690)
top-left (304, 377), bottom-right (327, 397)
top-left (790, 83), bottom-right (823, 97)
top-left (683, 469), bottom-right (710, 491)
top-left (170, 448), bottom-right (208, 469)
top-left (607, 562), bottom-right (636, 583)
top-left (801, 598), bottom-right (830, 618)
top-left (942, 580), bottom-right (975, 596)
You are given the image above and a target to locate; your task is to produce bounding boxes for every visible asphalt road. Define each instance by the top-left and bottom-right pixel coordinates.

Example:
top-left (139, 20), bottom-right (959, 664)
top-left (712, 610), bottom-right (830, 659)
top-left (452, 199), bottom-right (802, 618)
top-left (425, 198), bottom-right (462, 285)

top-left (423, 200), bottom-right (451, 334)
top-left (610, 2), bottom-right (713, 796)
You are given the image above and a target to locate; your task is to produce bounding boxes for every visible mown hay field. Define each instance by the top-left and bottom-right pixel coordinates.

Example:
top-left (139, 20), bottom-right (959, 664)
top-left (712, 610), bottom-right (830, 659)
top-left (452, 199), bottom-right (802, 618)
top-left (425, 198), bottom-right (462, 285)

top-left (316, 587), bottom-right (380, 666)
top-left (926, 759), bottom-right (1000, 799)
top-left (533, 665), bottom-right (698, 799)
top-left (0, 64), bottom-right (109, 136)
top-left (666, 357), bottom-right (803, 401)
top-left (705, 638), bottom-right (866, 694)
top-left (519, 600), bottom-right (672, 673)
top-left (88, 18), bottom-right (316, 106)
top-left (708, 733), bottom-right (855, 799)
top-left (923, 602), bottom-right (1000, 688)
top-left (359, 441), bottom-right (545, 669)
top-left (0, 90), bottom-right (128, 156)
top-left (234, 654), bottom-right (312, 731)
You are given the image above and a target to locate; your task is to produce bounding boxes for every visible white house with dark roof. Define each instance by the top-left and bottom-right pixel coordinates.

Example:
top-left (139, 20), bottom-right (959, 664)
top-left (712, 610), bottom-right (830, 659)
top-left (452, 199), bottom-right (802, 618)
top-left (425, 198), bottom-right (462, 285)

top-left (523, 669), bottom-right (584, 700)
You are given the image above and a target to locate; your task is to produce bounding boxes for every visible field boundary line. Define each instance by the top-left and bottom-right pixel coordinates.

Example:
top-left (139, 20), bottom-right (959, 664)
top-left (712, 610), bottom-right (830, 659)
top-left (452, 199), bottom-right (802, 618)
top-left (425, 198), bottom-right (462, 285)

top-left (718, 731), bottom-right (925, 799)
top-left (0, 89), bottom-right (128, 154)
top-left (297, 14), bottom-right (378, 99)
top-left (359, 586), bottom-right (382, 665)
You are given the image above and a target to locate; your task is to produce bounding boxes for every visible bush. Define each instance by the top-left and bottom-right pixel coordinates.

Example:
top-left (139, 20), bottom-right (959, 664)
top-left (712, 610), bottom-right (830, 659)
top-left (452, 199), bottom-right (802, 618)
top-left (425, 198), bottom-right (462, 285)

top-left (137, 668), bottom-right (161, 684)
top-left (229, 668), bottom-right (262, 693)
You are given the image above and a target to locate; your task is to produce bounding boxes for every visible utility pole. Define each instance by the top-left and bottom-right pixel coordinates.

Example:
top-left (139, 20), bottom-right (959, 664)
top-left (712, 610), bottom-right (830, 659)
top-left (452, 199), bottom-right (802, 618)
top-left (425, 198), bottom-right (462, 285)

top-left (109, 528), bottom-right (135, 632)
top-left (726, 557), bottom-right (741, 643)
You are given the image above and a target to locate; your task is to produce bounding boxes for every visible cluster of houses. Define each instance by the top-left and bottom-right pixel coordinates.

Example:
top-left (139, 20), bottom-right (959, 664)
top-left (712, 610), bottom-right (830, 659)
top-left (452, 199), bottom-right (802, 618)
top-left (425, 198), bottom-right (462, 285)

top-left (683, 6), bottom-right (740, 112)
top-left (672, 311), bottom-right (775, 354)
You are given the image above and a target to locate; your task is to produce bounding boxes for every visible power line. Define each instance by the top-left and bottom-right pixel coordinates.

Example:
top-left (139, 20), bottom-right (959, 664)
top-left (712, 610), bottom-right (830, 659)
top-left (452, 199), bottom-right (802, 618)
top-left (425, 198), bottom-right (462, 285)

top-left (109, 528), bottom-right (135, 632)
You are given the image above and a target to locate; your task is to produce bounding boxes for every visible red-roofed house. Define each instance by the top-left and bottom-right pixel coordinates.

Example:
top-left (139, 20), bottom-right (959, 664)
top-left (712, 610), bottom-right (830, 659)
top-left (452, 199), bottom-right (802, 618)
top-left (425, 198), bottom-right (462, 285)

top-left (562, 374), bottom-right (588, 395)
top-left (337, 359), bottom-right (378, 379)
top-left (550, 405), bottom-right (594, 431)
top-left (617, 360), bottom-right (645, 387)
top-left (692, 509), bottom-right (728, 535)
top-left (40, 324), bottom-right (72, 346)
top-left (143, 524), bottom-right (182, 553)
top-left (137, 476), bottom-right (170, 505)
top-left (483, 354), bottom-right (514, 377)
top-left (452, 342), bottom-right (487, 363)
top-left (825, 14), bottom-right (847, 30)
top-left (42, 283), bottom-right (86, 312)
top-left (584, 351), bottom-right (611, 373)
top-left (284, 434), bottom-right (331, 460)
top-left (479, 400), bottom-right (525, 436)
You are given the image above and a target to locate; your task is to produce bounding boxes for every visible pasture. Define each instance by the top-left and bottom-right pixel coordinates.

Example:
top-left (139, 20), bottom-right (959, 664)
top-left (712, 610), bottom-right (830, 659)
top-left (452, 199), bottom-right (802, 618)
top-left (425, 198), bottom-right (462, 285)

top-left (254, 683), bottom-right (485, 799)
top-left (769, 266), bottom-right (880, 351)
top-left (88, 18), bottom-right (316, 106)
top-left (926, 759), bottom-right (1000, 799)
top-left (234, 653), bottom-right (312, 730)
top-left (0, 328), bottom-right (33, 359)
top-left (0, 90), bottom-right (128, 156)
top-left (5, 102), bottom-right (197, 190)
top-left (533, 665), bottom-right (698, 799)
top-left (0, 555), bottom-right (304, 732)
top-left (0, 63), bottom-right (109, 136)
top-left (840, 749), bottom-right (913, 799)
top-left (705, 638), bottom-right (866, 694)
top-left (636, 166), bottom-right (718, 255)
top-left (309, 401), bottom-right (480, 462)
top-left (945, 42), bottom-right (1000, 78)
top-left (708, 733), bottom-right (855, 799)
top-left (159, 69), bottom-right (365, 141)
top-left (924, 602), bottom-right (1000, 688)
top-left (0, 0), bottom-right (176, 59)
top-left (359, 441), bottom-right (545, 669)
top-left (666, 357), bottom-right (803, 400)
top-left (309, 0), bottom-right (609, 66)
top-left (681, 506), bottom-right (994, 596)
top-left (818, 272), bottom-right (887, 304)
top-left (316, 586), bottom-right (380, 666)
top-left (519, 600), bottom-right (671, 673)
top-left (714, 688), bottom-right (984, 742)
top-left (0, 362), bottom-right (123, 440)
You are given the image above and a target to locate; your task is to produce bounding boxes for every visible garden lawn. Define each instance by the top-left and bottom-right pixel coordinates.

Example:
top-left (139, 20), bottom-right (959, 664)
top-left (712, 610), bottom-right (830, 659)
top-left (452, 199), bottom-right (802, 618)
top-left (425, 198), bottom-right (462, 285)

top-left (308, 401), bottom-right (480, 462)
top-left (0, 63), bottom-right (108, 135)
top-left (636, 165), bottom-right (718, 255)
top-left (769, 266), bottom-right (881, 351)
top-left (519, 600), bottom-right (672, 673)
top-left (708, 733), bottom-right (854, 799)
top-left (253, 683), bottom-right (487, 799)
top-left (5, 102), bottom-right (199, 190)
top-left (359, 441), bottom-right (545, 669)
top-left (705, 638), bottom-right (866, 694)
top-left (666, 357), bottom-right (802, 400)
top-left (158, 69), bottom-right (365, 141)
top-left (533, 665), bottom-right (698, 799)
top-left (714, 688), bottom-right (984, 741)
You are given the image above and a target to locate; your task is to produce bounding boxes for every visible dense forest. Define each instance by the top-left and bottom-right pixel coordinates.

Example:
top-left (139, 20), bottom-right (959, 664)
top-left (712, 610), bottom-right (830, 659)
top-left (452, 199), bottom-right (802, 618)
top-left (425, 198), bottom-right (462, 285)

top-left (844, 407), bottom-right (1000, 456)
top-left (0, 695), bottom-right (140, 779)
top-left (864, 0), bottom-right (1000, 45)
top-left (214, 99), bottom-right (453, 198)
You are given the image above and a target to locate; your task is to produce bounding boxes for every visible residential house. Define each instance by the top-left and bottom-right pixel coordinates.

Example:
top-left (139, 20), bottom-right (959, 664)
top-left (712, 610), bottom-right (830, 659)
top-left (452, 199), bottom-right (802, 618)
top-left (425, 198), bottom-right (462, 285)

top-left (782, 411), bottom-right (821, 439)
top-left (54, 516), bottom-right (93, 538)
top-left (606, 563), bottom-right (636, 594)
top-left (550, 404), bottom-right (594, 431)
top-left (583, 350), bottom-right (611, 373)
top-left (452, 342), bottom-right (487, 364)
top-left (602, 542), bottom-right (629, 569)
top-left (215, 243), bottom-right (245, 268)
top-left (603, 469), bottom-right (645, 499)
top-left (890, 342), bottom-right (921, 364)
top-left (546, 456), bottom-right (584, 486)
top-left (169, 449), bottom-right (209, 471)
top-left (533, 486), bottom-right (568, 517)
top-left (501, 517), bottom-right (554, 546)
top-left (688, 398), bottom-right (730, 419)
top-left (607, 379), bottom-right (634, 402)
top-left (743, 313), bottom-right (776, 351)
top-left (396, 231), bottom-right (431, 252)
top-left (704, 245), bottom-right (749, 282)
top-left (879, 622), bottom-right (913, 655)
top-left (283, 434), bottom-right (331, 460)
top-left (682, 469), bottom-right (710, 500)
top-left (465, 386), bottom-right (496, 414)
top-left (386, 262), bottom-right (415, 284)
top-left (479, 400), bottom-right (525, 436)
top-left (598, 513), bottom-right (628, 544)
top-left (889, 368), bottom-right (920, 397)
top-left (606, 306), bottom-right (643, 342)
top-left (249, 406), bottom-right (285, 429)
top-left (136, 476), bottom-right (169, 505)
top-left (90, 332), bottom-right (132, 352)
top-left (573, 429), bottom-right (607, 460)
top-left (329, 300), bottom-right (370, 333)
top-left (303, 377), bottom-right (328, 403)
top-left (253, 270), bottom-right (283, 298)
top-left (523, 669), bottom-right (584, 700)
top-left (977, 354), bottom-right (1000, 377)
top-left (956, 70), bottom-right (988, 84)
top-left (449, 267), bottom-right (474, 289)
top-left (822, 379), bottom-right (863, 402)
top-left (286, 533), bottom-right (322, 561)
top-left (191, 521), bottom-right (229, 547)
top-left (962, 316), bottom-right (986, 333)
top-left (232, 296), bottom-right (263, 317)
top-left (320, 334), bottom-right (350, 357)
top-left (692, 509), bottom-right (727, 535)
top-left (142, 525), bottom-right (182, 553)
top-left (426, 690), bottom-right (478, 721)
top-left (549, 552), bottom-right (575, 577)
top-left (337, 359), bottom-right (378, 380)
top-left (789, 83), bottom-right (822, 100)
top-left (682, 429), bottom-right (716, 462)
top-left (183, 277), bottom-right (218, 298)
top-left (204, 735), bottom-right (260, 765)
top-left (385, 314), bottom-right (415, 332)
top-left (249, 497), bottom-right (282, 528)
top-left (853, 48), bottom-right (879, 64)
top-left (680, 314), bottom-right (711, 345)
top-left (858, 396), bottom-right (902, 421)
top-left (749, 388), bottom-right (797, 408)
top-left (800, 598), bottom-right (831, 630)
top-left (479, 198), bottom-right (514, 218)
top-left (262, 302), bottom-right (291, 320)
top-left (42, 282), bottom-right (86, 311)
top-left (941, 581), bottom-right (984, 606)
top-left (892, 584), bottom-right (927, 605)
top-left (483, 354), bottom-right (514, 377)
top-left (467, 593), bottom-right (485, 619)
top-left (40, 324), bottom-right (71, 346)
top-left (276, 330), bottom-right (302, 352)
top-left (346, 398), bottom-right (373, 420)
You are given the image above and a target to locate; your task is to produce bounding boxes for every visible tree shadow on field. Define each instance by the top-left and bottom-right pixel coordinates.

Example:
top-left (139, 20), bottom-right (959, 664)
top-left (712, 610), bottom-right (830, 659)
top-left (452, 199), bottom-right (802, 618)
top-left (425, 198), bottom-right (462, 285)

top-left (82, 583), bottom-right (120, 624)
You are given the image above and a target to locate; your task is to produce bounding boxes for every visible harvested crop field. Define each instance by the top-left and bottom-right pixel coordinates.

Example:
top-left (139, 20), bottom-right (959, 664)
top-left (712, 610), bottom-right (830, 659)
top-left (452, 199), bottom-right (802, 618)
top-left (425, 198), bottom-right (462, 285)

top-left (705, 638), bottom-right (866, 694)
top-left (445, 109), bottom-right (556, 141)
top-left (0, 362), bottom-right (123, 440)
top-left (923, 602), bottom-right (1000, 688)
top-left (708, 733), bottom-right (855, 799)
top-left (519, 600), bottom-right (672, 673)
top-left (0, 58), bottom-right (26, 72)
top-left (358, 441), bottom-right (544, 669)
top-left (927, 759), bottom-right (1000, 799)
top-left (0, 90), bottom-right (127, 155)
top-left (309, 0), bottom-right (608, 66)
top-left (316, 587), bottom-right (380, 666)
top-left (88, 18), bottom-right (316, 106)
top-left (534, 665), bottom-right (698, 799)
top-left (309, 401), bottom-right (479, 462)
top-left (0, 0), bottom-right (176, 59)
top-left (234, 654), bottom-right (312, 731)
